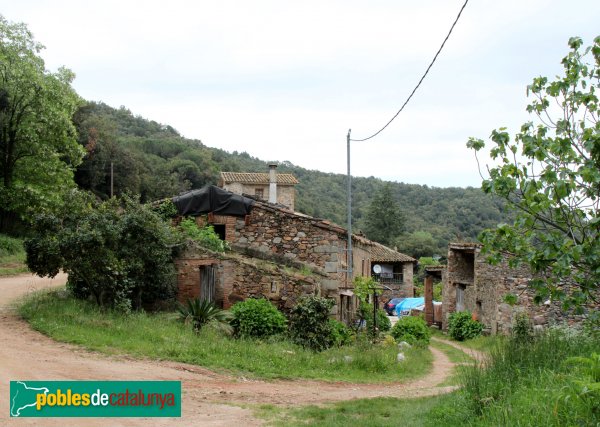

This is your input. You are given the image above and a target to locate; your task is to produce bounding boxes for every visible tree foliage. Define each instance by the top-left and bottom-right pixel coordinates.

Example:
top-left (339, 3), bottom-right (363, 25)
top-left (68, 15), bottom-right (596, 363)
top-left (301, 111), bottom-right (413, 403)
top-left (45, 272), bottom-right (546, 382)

top-left (67, 101), bottom-right (507, 256)
top-left (468, 36), bottom-right (600, 308)
top-left (25, 191), bottom-right (176, 311)
top-left (363, 183), bottom-right (406, 246)
top-left (0, 16), bottom-right (84, 231)
top-left (288, 295), bottom-right (335, 352)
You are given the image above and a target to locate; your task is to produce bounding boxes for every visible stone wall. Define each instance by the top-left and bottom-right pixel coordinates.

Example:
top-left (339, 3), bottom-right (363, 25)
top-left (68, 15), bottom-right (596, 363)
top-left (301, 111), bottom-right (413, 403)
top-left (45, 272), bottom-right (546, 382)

top-left (443, 243), bottom-right (595, 334)
top-left (189, 202), bottom-right (414, 320)
top-left (175, 244), bottom-right (321, 311)
top-left (229, 204), bottom-right (344, 302)
top-left (222, 183), bottom-right (296, 210)
top-left (402, 263), bottom-right (414, 296)
top-left (223, 258), bottom-right (319, 311)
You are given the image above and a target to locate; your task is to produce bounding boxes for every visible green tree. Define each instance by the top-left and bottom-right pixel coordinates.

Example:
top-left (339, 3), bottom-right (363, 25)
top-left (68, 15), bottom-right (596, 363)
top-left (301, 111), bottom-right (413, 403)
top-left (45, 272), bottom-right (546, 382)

top-left (363, 183), bottom-right (406, 246)
top-left (25, 192), bottom-right (176, 310)
top-left (395, 230), bottom-right (440, 259)
top-left (0, 16), bottom-right (84, 231)
top-left (467, 36), bottom-right (600, 309)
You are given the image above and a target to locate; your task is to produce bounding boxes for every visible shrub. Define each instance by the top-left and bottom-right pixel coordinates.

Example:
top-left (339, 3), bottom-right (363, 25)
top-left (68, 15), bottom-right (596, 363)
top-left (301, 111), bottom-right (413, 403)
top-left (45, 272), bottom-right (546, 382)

top-left (448, 311), bottom-right (483, 341)
top-left (288, 296), bottom-right (334, 351)
top-left (179, 218), bottom-right (228, 252)
top-left (177, 298), bottom-right (232, 334)
top-left (391, 315), bottom-right (431, 345)
top-left (358, 302), bottom-right (392, 335)
top-left (0, 234), bottom-right (23, 257)
top-left (512, 312), bottom-right (534, 343)
top-left (230, 298), bottom-right (287, 339)
top-left (329, 319), bottom-right (353, 347)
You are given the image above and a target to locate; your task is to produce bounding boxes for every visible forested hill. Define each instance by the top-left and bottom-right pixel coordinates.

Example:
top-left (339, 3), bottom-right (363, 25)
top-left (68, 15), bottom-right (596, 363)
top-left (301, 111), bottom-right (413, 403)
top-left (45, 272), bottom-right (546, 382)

top-left (73, 101), bottom-right (508, 257)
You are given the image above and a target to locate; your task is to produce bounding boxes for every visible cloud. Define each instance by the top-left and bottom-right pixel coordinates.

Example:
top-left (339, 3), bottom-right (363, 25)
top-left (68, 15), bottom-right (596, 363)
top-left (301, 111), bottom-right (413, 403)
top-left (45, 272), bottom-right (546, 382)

top-left (2, 0), bottom-right (599, 187)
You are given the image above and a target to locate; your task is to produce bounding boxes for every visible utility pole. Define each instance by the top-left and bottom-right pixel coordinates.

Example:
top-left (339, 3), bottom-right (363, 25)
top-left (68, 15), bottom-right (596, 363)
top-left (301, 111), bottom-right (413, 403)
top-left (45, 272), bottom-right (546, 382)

top-left (110, 161), bottom-right (114, 198)
top-left (346, 129), bottom-right (352, 287)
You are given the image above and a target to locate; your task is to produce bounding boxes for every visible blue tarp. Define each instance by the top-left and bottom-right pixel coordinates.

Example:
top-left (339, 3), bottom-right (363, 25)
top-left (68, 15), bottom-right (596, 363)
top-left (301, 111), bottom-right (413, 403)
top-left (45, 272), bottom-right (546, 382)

top-left (395, 297), bottom-right (425, 316)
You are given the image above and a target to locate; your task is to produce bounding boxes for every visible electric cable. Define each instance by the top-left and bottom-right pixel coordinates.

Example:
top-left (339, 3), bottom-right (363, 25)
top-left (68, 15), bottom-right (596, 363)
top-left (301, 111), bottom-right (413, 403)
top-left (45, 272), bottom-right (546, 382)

top-left (350, 0), bottom-right (469, 142)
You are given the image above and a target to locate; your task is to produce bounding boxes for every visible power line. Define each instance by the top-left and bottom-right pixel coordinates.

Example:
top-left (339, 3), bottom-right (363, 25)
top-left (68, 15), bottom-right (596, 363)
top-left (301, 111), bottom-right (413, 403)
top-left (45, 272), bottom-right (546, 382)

top-left (350, 0), bottom-right (469, 142)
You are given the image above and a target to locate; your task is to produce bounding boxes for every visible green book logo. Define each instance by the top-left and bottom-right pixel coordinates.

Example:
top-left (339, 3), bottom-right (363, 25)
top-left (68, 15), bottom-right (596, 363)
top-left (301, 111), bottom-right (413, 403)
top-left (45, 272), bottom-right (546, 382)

top-left (10, 381), bottom-right (181, 417)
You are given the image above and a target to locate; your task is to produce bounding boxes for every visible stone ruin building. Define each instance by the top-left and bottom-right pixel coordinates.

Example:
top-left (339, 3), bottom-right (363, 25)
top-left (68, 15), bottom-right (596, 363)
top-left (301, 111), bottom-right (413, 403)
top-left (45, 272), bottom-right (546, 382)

top-left (442, 242), bottom-right (593, 335)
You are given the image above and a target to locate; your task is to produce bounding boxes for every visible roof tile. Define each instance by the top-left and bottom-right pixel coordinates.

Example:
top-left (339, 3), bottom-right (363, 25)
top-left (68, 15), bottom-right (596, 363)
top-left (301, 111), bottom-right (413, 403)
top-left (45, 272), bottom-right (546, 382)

top-left (220, 172), bottom-right (299, 185)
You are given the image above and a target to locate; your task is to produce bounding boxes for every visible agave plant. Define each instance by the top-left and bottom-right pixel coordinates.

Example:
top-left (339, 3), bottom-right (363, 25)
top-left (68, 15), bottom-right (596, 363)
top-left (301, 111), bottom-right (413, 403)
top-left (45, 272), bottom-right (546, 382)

top-left (177, 298), bottom-right (233, 334)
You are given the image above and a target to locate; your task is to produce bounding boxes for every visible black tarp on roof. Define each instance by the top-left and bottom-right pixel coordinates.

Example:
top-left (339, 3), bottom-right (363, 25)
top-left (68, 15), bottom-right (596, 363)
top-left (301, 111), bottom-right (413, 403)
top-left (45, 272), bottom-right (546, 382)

top-left (172, 185), bottom-right (254, 217)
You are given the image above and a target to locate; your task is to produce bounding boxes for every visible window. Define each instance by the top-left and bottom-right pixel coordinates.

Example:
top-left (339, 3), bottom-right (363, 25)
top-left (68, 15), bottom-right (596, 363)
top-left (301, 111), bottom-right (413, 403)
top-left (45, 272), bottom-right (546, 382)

top-left (212, 224), bottom-right (226, 241)
top-left (255, 188), bottom-right (264, 199)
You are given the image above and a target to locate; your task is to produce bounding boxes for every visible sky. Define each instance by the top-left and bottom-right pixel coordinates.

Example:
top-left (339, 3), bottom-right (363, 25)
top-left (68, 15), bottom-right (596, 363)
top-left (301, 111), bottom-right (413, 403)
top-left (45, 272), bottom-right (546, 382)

top-left (2, 0), bottom-right (599, 188)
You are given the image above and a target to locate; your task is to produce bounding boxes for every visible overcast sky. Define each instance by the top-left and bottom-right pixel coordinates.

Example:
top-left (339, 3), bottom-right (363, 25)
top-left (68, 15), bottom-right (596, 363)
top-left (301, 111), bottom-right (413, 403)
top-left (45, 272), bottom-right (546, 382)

top-left (3, 1), bottom-right (599, 187)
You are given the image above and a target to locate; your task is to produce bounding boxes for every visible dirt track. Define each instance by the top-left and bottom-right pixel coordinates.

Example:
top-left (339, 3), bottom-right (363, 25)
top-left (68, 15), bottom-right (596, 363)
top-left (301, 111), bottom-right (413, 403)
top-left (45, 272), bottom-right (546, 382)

top-left (0, 274), bottom-right (458, 426)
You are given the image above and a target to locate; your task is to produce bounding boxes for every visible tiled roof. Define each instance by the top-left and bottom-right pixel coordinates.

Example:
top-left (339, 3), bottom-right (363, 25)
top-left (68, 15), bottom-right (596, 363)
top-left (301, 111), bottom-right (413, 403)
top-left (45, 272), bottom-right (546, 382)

top-left (370, 241), bottom-right (416, 263)
top-left (220, 172), bottom-right (299, 185)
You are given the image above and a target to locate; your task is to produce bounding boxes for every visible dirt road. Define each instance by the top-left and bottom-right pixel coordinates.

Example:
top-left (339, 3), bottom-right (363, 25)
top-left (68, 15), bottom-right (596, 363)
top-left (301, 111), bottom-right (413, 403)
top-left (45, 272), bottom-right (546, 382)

top-left (0, 274), bottom-right (457, 426)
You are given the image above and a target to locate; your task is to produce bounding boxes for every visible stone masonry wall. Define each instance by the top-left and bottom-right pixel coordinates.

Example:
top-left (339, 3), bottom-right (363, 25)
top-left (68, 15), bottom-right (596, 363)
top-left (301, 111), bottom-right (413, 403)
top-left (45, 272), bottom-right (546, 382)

top-left (222, 183), bottom-right (296, 210)
top-left (222, 258), bottom-right (319, 311)
top-left (402, 263), bottom-right (414, 296)
top-left (176, 244), bottom-right (320, 311)
top-left (230, 204), bottom-right (343, 303)
top-left (443, 244), bottom-right (594, 334)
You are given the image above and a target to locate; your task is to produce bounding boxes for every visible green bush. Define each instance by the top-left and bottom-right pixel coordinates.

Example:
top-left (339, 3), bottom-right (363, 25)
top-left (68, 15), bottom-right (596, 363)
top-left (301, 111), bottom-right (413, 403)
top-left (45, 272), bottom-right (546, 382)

top-left (288, 296), bottom-right (334, 351)
top-left (230, 298), bottom-right (287, 339)
top-left (0, 234), bottom-right (23, 257)
top-left (448, 311), bottom-right (483, 341)
top-left (512, 312), bottom-right (534, 343)
top-left (329, 319), bottom-right (353, 347)
top-left (179, 218), bottom-right (228, 252)
top-left (358, 302), bottom-right (392, 335)
top-left (391, 315), bottom-right (431, 345)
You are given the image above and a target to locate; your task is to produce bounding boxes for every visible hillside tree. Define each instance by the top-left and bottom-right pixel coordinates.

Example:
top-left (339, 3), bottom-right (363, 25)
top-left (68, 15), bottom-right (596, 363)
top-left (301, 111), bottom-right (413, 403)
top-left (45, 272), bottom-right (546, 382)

top-left (363, 183), bottom-right (406, 247)
top-left (0, 16), bottom-right (84, 231)
top-left (467, 36), bottom-right (600, 309)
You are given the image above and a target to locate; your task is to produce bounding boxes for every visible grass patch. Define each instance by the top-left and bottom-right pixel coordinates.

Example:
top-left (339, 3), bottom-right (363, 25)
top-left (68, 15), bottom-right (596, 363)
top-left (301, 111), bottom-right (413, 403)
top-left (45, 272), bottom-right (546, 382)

top-left (257, 327), bottom-right (600, 427)
top-left (0, 234), bottom-right (28, 276)
top-left (431, 328), bottom-right (502, 353)
top-left (436, 326), bottom-right (600, 426)
top-left (430, 339), bottom-right (473, 364)
top-left (453, 334), bottom-right (503, 353)
top-left (19, 290), bottom-right (433, 383)
top-left (256, 394), bottom-right (462, 426)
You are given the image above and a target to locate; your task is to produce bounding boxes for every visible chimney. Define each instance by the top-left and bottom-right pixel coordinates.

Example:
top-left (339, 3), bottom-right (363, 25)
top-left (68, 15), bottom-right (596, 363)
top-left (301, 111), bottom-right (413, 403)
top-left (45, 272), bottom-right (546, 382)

top-left (268, 163), bottom-right (277, 204)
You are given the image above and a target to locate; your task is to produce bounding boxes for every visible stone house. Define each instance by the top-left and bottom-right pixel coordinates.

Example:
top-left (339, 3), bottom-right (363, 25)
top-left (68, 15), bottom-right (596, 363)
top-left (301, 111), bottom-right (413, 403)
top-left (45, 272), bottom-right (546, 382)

top-left (370, 241), bottom-right (416, 303)
top-left (219, 164), bottom-right (298, 211)
top-left (172, 184), bottom-right (415, 321)
top-left (442, 242), bottom-right (591, 335)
